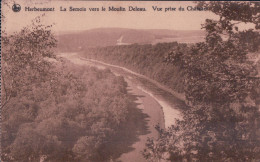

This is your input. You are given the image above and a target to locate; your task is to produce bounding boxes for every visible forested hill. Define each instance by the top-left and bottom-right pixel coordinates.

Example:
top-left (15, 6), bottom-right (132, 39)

top-left (80, 42), bottom-right (187, 94)
top-left (2, 21), bottom-right (135, 161)
top-left (2, 56), bottom-right (132, 161)
top-left (56, 28), bottom-right (205, 52)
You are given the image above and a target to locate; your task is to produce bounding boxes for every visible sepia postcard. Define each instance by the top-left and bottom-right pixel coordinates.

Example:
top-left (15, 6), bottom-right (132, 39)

top-left (1, 1), bottom-right (260, 162)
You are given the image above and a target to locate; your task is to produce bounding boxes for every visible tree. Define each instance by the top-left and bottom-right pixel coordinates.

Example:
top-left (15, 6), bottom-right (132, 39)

top-left (1, 15), bottom-right (57, 109)
top-left (144, 2), bottom-right (260, 161)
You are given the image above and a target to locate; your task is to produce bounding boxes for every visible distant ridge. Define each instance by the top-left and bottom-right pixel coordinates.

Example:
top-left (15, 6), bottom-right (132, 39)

top-left (56, 28), bottom-right (205, 52)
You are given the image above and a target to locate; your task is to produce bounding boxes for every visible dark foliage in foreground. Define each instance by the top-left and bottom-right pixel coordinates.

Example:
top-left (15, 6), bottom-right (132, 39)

top-left (1, 18), bottom-right (130, 162)
top-left (143, 2), bottom-right (260, 161)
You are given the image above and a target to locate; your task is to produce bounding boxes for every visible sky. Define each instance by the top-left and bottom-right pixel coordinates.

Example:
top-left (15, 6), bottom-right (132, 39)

top-left (2, 0), bottom-right (249, 33)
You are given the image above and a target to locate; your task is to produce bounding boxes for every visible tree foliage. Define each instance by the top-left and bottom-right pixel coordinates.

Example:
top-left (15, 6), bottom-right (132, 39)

top-left (143, 2), bottom-right (260, 161)
top-left (1, 18), bottom-right (130, 162)
top-left (2, 16), bottom-right (57, 109)
top-left (197, 2), bottom-right (260, 29)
